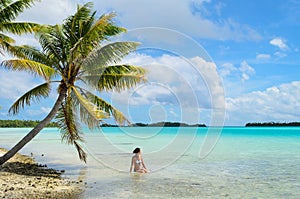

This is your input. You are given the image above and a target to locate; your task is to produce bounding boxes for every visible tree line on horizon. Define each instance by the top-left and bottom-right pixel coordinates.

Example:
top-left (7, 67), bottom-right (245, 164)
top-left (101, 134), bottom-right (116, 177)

top-left (0, 120), bottom-right (58, 128)
top-left (245, 122), bottom-right (300, 127)
top-left (101, 121), bottom-right (207, 127)
top-left (0, 120), bottom-right (206, 127)
top-left (2, 119), bottom-right (300, 128)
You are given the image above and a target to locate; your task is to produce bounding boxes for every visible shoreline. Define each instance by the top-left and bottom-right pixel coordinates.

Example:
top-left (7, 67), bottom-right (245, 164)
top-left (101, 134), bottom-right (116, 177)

top-left (0, 148), bottom-right (85, 199)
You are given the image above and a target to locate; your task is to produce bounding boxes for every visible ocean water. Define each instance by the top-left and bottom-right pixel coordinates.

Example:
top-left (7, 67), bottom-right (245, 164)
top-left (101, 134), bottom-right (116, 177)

top-left (0, 127), bottom-right (300, 198)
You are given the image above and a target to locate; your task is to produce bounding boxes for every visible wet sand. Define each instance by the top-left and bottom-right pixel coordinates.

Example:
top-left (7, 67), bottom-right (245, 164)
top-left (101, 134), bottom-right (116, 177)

top-left (0, 148), bottom-right (84, 199)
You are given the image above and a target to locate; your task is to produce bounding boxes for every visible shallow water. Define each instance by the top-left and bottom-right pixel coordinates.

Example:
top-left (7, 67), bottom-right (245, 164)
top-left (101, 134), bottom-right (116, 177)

top-left (1, 127), bottom-right (300, 198)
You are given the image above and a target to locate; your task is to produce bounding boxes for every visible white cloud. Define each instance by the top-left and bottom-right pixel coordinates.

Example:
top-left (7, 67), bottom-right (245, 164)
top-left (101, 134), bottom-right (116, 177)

top-left (0, 70), bottom-right (40, 100)
top-left (27, 106), bottom-right (52, 116)
top-left (219, 62), bottom-right (237, 76)
top-left (110, 53), bottom-right (225, 124)
top-left (17, 0), bottom-right (77, 24)
top-left (239, 61), bottom-right (255, 81)
top-left (256, 53), bottom-right (271, 61)
top-left (10, 0), bottom-right (78, 49)
top-left (41, 107), bottom-right (52, 114)
top-left (274, 51), bottom-right (287, 58)
top-left (270, 37), bottom-right (289, 50)
top-left (226, 81), bottom-right (300, 125)
top-left (92, 0), bottom-right (261, 41)
top-left (6, 0), bottom-right (261, 57)
top-left (219, 61), bottom-right (255, 82)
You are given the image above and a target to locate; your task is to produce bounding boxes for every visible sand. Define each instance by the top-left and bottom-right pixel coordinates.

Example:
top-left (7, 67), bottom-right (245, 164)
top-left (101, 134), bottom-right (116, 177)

top-left (0, 148), bottom-right (84, 199)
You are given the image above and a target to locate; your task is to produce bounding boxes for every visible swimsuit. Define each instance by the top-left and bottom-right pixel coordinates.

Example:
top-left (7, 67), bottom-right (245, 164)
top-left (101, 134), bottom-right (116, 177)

top-left (136, 160), bottom-right (142, 164)
top-left (134, 158), bottom-right (144, 171)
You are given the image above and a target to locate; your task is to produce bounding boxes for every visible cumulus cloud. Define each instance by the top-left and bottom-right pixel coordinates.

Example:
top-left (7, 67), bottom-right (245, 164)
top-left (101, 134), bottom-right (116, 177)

top-left (10, 0), bottom-right (78, 49)
top-left (219, 61), bottom-right (255, 81)
top-left (270, 37), bottom-right (289, 50)
top-left (7, 0), bottom-right (261, 55)
top-left (92, 0), bottom-right (261, 41)
top-left (109, 53), bottom-right (225, 124)
top-left (226, 81), bottom-right (300, 125)
top-left (17, 0), bottom-right (77, 24)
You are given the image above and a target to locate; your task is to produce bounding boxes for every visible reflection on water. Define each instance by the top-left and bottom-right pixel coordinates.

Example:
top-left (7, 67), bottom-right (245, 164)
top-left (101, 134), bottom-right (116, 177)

top-left (130, 172), bottom-right (145, 182)
top-left (77, 166), bottom-right (88, 182)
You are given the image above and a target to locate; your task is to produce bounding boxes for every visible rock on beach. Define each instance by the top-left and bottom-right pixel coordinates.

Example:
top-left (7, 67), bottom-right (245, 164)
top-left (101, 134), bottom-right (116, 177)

top-left (0, 148), bottom-right (84, 199)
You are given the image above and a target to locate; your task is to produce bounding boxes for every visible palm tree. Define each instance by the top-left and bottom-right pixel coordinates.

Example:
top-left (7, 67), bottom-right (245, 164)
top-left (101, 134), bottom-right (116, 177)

top-left (0, 0), bottom-right (38, 54)
top-left (0, 2), bottom-right (146, 165)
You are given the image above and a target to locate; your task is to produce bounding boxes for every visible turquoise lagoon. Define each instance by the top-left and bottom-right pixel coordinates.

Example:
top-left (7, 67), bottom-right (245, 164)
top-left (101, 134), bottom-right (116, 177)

top-left (0, 127), bottom-right (300, 198)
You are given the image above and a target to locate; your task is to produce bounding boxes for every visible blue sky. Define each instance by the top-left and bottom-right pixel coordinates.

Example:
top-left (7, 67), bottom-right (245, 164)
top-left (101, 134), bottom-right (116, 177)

top-left (0, 0), bottom-right (300, 126)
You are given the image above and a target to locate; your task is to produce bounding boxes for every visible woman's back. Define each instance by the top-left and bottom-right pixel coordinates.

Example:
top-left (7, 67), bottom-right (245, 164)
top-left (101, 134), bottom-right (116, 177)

top-left (130, 148), bottom-right (148, 173)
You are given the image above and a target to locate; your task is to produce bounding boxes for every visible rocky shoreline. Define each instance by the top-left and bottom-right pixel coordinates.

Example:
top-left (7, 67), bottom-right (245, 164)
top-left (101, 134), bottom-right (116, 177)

top-left (0, 148), bottom-right (84, 199)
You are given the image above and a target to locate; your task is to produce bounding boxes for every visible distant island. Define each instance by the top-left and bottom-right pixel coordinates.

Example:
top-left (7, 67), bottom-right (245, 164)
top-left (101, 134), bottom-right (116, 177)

top-left (245, 122), bottom-right (300, 127)
top-left (0, 120), bottom-right (206, 128)
top-left (0, 120), bottom-right (58, 128)
top-left (101, 121), bottom-right (207, 127)
top-left (2, 120), bottom-right (300, 128)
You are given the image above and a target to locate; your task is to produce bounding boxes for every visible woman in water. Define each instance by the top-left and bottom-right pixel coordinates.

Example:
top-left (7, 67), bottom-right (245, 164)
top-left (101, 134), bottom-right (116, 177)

top-left (130, 147), bottom-right (149, 173)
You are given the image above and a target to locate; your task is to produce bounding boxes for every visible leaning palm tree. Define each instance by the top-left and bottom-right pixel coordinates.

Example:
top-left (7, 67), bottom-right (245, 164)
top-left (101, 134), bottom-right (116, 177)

top-left (0, 0), bottom-right (39, 54)
top-left (0, 2), bottom-right (146, 165)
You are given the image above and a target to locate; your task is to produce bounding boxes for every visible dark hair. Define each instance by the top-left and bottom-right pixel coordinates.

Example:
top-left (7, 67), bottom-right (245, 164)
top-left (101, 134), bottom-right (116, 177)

top-left (133, 147), bottom-right (141, 153)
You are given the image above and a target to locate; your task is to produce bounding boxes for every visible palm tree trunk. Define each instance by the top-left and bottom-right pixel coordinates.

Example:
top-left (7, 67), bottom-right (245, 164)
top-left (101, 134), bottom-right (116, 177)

top-left (0, 90), bottom-right (66, 165)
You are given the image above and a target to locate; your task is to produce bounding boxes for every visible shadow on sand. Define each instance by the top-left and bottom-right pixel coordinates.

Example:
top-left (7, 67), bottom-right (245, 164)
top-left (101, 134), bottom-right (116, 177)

top-left (0, 161), bottom-right (62, 178)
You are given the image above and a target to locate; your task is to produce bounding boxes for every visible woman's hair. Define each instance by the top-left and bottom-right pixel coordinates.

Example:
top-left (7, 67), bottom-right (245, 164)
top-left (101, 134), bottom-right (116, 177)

top-left (133, 147), bottom-right (141, 153)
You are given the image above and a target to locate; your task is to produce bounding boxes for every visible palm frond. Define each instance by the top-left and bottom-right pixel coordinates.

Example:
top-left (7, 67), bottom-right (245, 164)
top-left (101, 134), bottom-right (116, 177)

top-left (81, 64), bottom-right (146, 92)
top-left (0, 32), bottom-right (14, 43)
top-left (63, 2), bottom-right (94, 45)
top-left (0, 0), bottom-right (36, 22)
top-left (55, 97), bottom-right (87, 162)
top-left (37, 24), bottom-right (67, 71)
top-left (71, 86), bottom-right (109, 126)
top-left (74, 141), bottom-right (87, 163)
top-left (56, 97), bottom-right (81, 143)
top-left (9, 82), bottom-right (50, 114)
top-left (83, 89), bottom-right (130, 125)
top-left (7, 45), bottom-right (51, 64)
top-left (0, 22), bottom-right (41, 34)
top-left (0, 32), bottom-right (14, 54)
top-left (69, 13), bottom-right (126, 61)
top-left (69, 2), bottom-right (94, 27)
top-left (70, 88), bottom-right (104, 129)
top-left (82, 42), bottom-right (140, 73)
top-left (1, 59), bottom-right (56, 80)
top-left (97, 13), bottom-right (126, 37)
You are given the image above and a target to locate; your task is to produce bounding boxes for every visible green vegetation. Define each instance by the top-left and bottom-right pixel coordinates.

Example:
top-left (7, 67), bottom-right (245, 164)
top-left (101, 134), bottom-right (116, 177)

top-left (0, 2), bottom-right (146, 165)
top-left (0, 0), bottom-right (40, 54)
top-left (0, 120), bottom-right (58, 127)
top-left (245, 122), bottom-right (300, 127)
